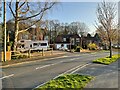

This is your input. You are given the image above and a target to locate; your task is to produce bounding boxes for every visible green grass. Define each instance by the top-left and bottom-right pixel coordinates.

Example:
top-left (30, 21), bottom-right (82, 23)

top-left (93, 54), bottom-right (120, 65)
top-left (35, 74), bottom-right (93, 90)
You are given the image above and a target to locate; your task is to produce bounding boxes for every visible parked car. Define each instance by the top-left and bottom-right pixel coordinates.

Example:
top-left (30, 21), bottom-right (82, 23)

top-left (112, 44), bottom-right (120, 49)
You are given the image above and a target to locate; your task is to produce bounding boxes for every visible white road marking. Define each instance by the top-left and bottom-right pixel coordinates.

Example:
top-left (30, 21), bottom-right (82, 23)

top-left (34, 63), bottom-right (91, 89)
top-left (36, 65), bottom-right (51, 70)
top-left (36, 61), bottom-right (64, 70)
top-left (70, 63), bottom-right (91, 74)
top-left (70, 58), bottom-right (76, 61)
top-left (35, 57), bottom-right (82, 70)
top-left (0, 74), bottom-right (14, 80)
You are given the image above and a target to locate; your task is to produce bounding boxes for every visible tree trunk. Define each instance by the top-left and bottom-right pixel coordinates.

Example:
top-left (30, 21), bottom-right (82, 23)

top-left (81, 36), bottom-right (82, 48)
top-left (109, 40), bottom-right (112, 58)
top-left (3, 1), bottom-right (7, 61)
top-left (13, 2), bottom-right (19, 51)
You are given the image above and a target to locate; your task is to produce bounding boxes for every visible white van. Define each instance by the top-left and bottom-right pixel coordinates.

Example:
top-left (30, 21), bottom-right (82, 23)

top-left (17, 40), bottom-right (49, 52)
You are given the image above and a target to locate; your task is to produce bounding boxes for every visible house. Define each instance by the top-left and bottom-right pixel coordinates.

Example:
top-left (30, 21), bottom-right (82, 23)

top-left (82, 33), bottom-right (102, 49)
top-left (18, 27), bottom-right (47, 41)
top-left (55, 34), bottom-right (81, 50)
top-left (55, 33), bottom-right (102, 50)
top-left (6, 20), bottom-right (47, 42)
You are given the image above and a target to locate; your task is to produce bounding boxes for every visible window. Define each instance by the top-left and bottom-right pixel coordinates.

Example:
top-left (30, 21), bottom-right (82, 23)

top-left (33, 43), bottom-right (38, 46)
top-left (41, 43), bottom-right (47, 46)
top-left (71, 38), bottom-right (75, 45)
top-left (63, 38), bottom-right (66, 42)
top-left (21, 44), bottom-right (24, 48)
top-left (21, 40), bottom-right (24, 42)
top-left (76, 38), bottom-right (80, 42)
top-left (30, 44), bottom-right (32, 48)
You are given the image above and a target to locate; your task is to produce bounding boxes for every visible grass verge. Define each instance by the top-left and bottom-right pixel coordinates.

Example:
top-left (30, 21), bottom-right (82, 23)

top-left (35, 74), bottom-right (93, 89)
top-left (93, 54), bottom-right (120, 65)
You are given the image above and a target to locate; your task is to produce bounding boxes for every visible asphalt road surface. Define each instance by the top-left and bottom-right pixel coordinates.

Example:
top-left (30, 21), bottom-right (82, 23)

top-left (1, 52), bottom-right (118, 89)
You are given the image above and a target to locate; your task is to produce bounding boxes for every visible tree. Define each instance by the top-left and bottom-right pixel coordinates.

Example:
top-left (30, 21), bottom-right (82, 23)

top-left (0, 1), bottom-right (2, 17)
top-left (95, 1), bottom-right (117, 58)
top-left (69, 22), bottom-right (89, 35)
top-left (8, 0), bottom-right (57, 51)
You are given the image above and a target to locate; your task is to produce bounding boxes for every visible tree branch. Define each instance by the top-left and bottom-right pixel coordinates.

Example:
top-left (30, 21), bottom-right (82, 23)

top-left (18, 2), bottom-right (30, 14)
top-left (18, 0), bottom-right (26, 10)
top-left (18, 2), bottom-right (56, 21)
top-left (8, 1), bottom-right (16, 18)
top-left (18, 10), bottom-right (45, 33)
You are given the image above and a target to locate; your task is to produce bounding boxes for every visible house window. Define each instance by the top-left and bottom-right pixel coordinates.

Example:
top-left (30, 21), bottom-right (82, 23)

top-left (30, 44), bottom-right (32, 48)
top-left (33, 43), bottom-right (38, 46)
top-left (63, 38), bottom-right (66, 42)
top-left (21, 44), bottom-right (24, 48)
top-left (41, 43), bottom-right (47, 46)
top-left (76, 38), bottom-right (80, 42)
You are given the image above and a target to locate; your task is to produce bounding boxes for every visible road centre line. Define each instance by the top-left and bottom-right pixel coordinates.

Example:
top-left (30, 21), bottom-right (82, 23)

top-left (36, 61), bottom-right (64, 70)
top-left (70, 58), bottom-right (76, 61)
top-left (35, 57), bottom-right (82, 70)
top-left (36, 65), bottom-right (51, 70)
top-left (35, 57), bottom-right (83, 70)
top-left (0, 74), bottom-right (14, 80)
top-left (34, 63), bottom-right (90, 89)
top-left (70, 63), bottom-right (91, 74)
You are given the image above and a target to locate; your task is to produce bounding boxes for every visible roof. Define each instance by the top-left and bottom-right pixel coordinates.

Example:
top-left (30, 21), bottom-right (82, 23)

top-left (57, 34), bottom-right (80, 38)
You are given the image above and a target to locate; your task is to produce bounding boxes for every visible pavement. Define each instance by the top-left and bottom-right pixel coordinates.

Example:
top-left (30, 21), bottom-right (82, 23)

top-left (0, 51), bottom-right (119, 89)
top-left (75, 60), bottom-right (119, 88)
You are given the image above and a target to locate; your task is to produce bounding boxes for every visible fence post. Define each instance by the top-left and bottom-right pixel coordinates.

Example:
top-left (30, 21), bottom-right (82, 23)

top-left (28, 49), bottom-right (31, 58)
top-left (42, 48), bottom-right (44, 56)
top-left (51, 48), bottom-right (53, 55)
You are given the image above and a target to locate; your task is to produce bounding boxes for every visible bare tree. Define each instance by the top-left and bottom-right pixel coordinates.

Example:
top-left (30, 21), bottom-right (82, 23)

top-left (8, 0), bottom-right (57, 50)
top-left (0, 1), bottom-right (3, 43)
top-left (69, 22), bottom-right (89, 35)
top-left (95, 1), bottom-right (117, 58)
top-left (0, 1), bottom-right (2, 17)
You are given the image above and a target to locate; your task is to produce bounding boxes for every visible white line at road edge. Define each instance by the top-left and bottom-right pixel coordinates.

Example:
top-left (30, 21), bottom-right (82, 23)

top-left (0, 74), bottom-right (14, 80)
top-left (34, 63), bottom-right (91, 89)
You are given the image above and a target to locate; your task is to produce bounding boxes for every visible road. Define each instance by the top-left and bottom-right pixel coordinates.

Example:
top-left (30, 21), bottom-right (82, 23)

top-left (1, 52), bottom-right (118, 89)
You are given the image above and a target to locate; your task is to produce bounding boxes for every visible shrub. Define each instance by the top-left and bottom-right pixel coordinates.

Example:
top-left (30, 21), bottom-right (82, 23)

top-left (12, 54), bottom-right (28, 60)
top-left (88, 43), bottom-right (98, 50)
top-left (74, 46), bottom-right (83, 52)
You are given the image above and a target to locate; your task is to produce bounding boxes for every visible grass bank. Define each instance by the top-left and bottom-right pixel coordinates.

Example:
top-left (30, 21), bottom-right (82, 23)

top-left (35, 74), bottom-right (93, 89)
top-left (93, 54), bottom-right (120, 65)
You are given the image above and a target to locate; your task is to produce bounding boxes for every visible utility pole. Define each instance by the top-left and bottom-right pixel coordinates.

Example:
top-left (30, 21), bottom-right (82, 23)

top-left (3, 0), bottom-right (6, 62)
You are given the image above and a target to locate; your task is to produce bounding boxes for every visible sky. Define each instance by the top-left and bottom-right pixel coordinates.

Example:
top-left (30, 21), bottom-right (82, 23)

top-left (45, 2), bottom-right (98, 33)
top-left (0, 1), bottom-right (118, 34)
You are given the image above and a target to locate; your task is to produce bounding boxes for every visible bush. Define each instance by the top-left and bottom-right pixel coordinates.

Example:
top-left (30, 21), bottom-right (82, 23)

top-left (76, 46), bottom-right (82, 52)
top-left (12, 54), bottom-right (28, 60)
top-left (88, 43), bottom-right (98, 50)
